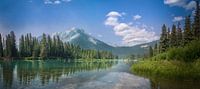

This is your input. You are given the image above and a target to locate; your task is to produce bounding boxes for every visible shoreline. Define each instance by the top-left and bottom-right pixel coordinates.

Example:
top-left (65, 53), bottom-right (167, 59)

top-left (130, 60), bottom-right (200, 81)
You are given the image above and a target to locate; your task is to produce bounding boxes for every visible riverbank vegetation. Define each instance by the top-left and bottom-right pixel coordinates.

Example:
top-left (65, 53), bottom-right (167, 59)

top-left (0, 32), bottom-right (117, 60)
top-left (131, 1), bottom-right (200, 80)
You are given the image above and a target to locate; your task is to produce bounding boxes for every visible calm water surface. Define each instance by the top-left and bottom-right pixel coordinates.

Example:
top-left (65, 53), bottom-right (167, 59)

top-left (0, 59), bottom-right (199, 89)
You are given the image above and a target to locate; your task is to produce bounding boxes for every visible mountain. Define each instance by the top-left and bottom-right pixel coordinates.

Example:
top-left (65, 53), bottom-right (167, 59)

top-left (51, 28), bottom-right (159, 57)
top-left (113, 40), bottom-right (159, 57)
top-left (52, 28), bottom-right (114, 50)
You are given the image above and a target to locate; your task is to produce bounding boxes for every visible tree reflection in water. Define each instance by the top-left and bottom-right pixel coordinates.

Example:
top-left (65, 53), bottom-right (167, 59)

top-left (0, 60), bottom-right (118, 89)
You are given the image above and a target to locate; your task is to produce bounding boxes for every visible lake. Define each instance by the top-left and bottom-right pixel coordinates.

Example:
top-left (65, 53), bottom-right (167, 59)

top-left (0, 59), bottom-right (199, 89)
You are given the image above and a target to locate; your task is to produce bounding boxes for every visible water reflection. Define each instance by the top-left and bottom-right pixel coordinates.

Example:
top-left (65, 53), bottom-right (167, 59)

top-left (0, 60), bottom-right (118, 89)
top-left (150, 79), bottom-right (200, 89)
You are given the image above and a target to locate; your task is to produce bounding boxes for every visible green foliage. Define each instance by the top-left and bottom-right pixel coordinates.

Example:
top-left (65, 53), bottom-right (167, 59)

top-left (127, 54), bottom-right (135, 60)
top-left (159, 24), bottom-right (168, 52)
top-left (149, 46), bottom-right (153, 57)
top-left (148, 40), bottom-right (200, 62)
top-left (170, 24), bottom-right (177, 47)
top-left (193, 1), bottom-right (200, 39)
top-left (151, 52), bottom-right (167, 61)
top-left (168, 40), bottom-right (200, 62)
top-left (0, 33), bottom-right (3, 57)
top-left (40, 34), bottom-right (48, 58)
top-left (0, 31), bottom-right (116, 59)
top-left (183, 15), bottom-right (192, 45)
top-left (131, 60), bottom-right (200, 80)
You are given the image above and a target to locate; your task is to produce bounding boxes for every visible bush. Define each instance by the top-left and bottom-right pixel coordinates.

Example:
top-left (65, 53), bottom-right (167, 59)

top-left (151, 52), bottom-right (167, 61)
top-left (168, 40), bottom-right (200, 62)
top-left (131, 60), bottom-right (200, 80)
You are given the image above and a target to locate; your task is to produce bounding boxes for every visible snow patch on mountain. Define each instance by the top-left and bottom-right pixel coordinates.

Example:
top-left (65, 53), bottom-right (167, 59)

top-left (140, 44), bottom-right (149, 48)
top-left (51, 28), bottom-right (84, 42)
top-left (89, 37), bottom-right (97, 45)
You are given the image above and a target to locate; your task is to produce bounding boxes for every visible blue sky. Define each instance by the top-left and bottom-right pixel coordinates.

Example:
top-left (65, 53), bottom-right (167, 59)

top-left (0, 0), bottom-right (196, 46)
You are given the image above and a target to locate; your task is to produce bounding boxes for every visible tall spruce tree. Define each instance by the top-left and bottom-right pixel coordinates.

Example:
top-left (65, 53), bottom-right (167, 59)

top-left (167, 28), bottom-right (171, 48)
top-left (19, 35), bottom-right (25, 57)
top-left (0, 33), bottom-right (3, 57)
top-left (6, 34), bottom-right (11, 57)
top-left (149, 46), bottom-right (153, 57)
top-left (32, 37), bottom-right (40, 57)
top-left (154, 43), bottom-right (158, 56)
top-left (170, 24), bottom-right (177, 47)
top-left (10, 31), bottom-right (18, 57)
top-left (159, 24), bottom-right (168, 52)
top-left (47, 35), bottom-right (52, 57)
top-left (193, 1), bottom-right (200, 39)
top-left (176, 22), bottom-right (183, 46)
top-left (184, 15), bottom-right (192, 45)
top-left (40, 33), bottom-right (48, 58)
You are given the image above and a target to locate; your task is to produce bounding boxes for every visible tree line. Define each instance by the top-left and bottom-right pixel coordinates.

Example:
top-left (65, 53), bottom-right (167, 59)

top-left (148, 1), bottom-right (200, 57)
top-left (0, 32), bottom-right (117, 59)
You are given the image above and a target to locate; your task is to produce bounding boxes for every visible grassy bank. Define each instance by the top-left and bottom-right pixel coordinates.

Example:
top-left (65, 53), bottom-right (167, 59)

top-left (131, 60), bottom-right (200, 80)
top-left (131, 40), bottom-right (200, 80)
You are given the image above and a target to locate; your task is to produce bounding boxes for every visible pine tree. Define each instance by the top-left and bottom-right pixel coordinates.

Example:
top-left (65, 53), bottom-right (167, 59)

top-left (159, 24), bottom-right (168, 52)
top-left (170, 24), bottom-right (177, 47)
top-left (167, 28), bottom-right (171, 46)
top-left (40, 33), bottom-right (48, 58)
top-left (32, 38), bottom-right (40, 57)
top-left (149, 46), bottom-right (153, 57)
top-left (0, 33), bottom-right (3, 57)
top-left (19, 35), bottom-right (25, 57)
top-left (193, 1), bottom-right (200, 39)
top-left (6, 34), bottom-right (11, 57)
top-left (176, 22), bottom-right (183, 46)
top-left (154, 43), bottom-right (158, 56)
top-left (10, 31), bottom-right (18, 57)
top-left (47, 35), bottom-right (52, 57)
top-left (183, 15), bottom-right (192, 45)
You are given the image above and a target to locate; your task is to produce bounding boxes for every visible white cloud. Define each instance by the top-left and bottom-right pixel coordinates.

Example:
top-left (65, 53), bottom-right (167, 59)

top-left (173, 16), bottom-right (184, 22)
top-left (114, 23), bottom-right (129, 32)
top-left (185, 1), bottom-right (196, 10)
top-left (44, 0), bottom-right (71, 4)
top-left (106, 11), bottom-right (122, 17)
top-left (105, 17), bottom-right (119, 26)
top-left (104, 11), bottom-right (159, 46)
top-left (164, 0), bottom-right (196, 10)
top-left (164, 0), bottom-right (181, 4)
top-left (54, 0), bottom-right (61, 4)
top-left (97, 34), bottom-right (103, 37)
top-left (133, 15), bottom-right (142, 20)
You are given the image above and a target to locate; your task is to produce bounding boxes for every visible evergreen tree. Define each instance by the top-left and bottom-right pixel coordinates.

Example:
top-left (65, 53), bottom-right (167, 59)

top-left (40, 34), bottom-right (48, 58)
top-left (193, 1), bottom-right (200, 39)
top-left (183, 15), bottom-right (192, 45)
top-left (10, 31), bottom-right (18, 57)
top-left (5, 34), bottom-right (11, 57)
top-left (154, 43), bottom-right (158, 56)
top-left (47, 35), bottom-right (52, 57)
top-left (19, 35), bottom-right (25, 57)
top-left (149, 46), bottom-right (153, 57)
top-left (159, 24), bottom-right (168, 52)
top-left (176, 22), bottom-right (183, 46)
top-left (32, 38), bottom-right (40, 57)
top-left (170, 24), bottom-right (177, 47)
top-left (0, 33), bottom-right (3, 57)
top-left (167, 28), bottom-right (171, 46)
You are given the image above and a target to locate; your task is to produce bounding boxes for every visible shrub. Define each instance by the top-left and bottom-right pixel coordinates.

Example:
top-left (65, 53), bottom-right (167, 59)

top-left (167, 40), bottom-right (200, 62)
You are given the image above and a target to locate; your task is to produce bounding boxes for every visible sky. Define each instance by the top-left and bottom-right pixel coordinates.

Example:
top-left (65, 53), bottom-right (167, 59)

top-left (0, 0), bottom-right (196, 46)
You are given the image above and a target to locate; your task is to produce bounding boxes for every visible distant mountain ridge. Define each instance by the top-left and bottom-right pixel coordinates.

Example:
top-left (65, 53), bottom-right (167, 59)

top-left (51, 28), bottom-right (159, 57)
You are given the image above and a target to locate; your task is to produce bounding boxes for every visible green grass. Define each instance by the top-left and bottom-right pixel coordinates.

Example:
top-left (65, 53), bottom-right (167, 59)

top-left (131, 60), bottom-right (200, 80)
top-left (150, 40), bottom-right (200, 62)
top-left (131, 40), bottom-right (200, 80)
